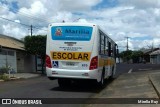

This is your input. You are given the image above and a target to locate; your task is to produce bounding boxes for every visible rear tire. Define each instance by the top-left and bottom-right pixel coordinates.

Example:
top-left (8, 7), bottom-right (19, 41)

top-left (98, 68), bottom-right (105, 88)
top-left (48, 77), bottom-right (55, 80)
top-left (58, 78), bottom-right (71, 87)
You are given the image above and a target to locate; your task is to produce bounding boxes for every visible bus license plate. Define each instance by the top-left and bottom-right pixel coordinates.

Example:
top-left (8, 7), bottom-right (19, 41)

top-left (66, 62), bottom-right (75, 66)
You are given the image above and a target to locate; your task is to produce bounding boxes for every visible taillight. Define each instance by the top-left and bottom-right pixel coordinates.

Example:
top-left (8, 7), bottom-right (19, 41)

top-left (89, 56), bottom-right (98, 70)
top-left (46, 55), bottom-right (52, 68)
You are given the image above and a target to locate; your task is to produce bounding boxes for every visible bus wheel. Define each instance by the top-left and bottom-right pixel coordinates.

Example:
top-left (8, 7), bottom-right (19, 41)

top-left (58, 78), bottom-right (71, 87)
top-left (98, 68), bottom-right (105, 88)
top-left (109, 67), bottom-right (114, 80)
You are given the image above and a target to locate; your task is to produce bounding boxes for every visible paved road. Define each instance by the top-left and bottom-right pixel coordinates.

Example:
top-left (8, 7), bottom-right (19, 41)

top-left (116, 63), bottom-right (160, 75)
top-left (0, 63), bottom-right (160, 107)
top-left (0, 76), bottom-right (109, 107)
top-left (0, 77), bottom-right (103, 98)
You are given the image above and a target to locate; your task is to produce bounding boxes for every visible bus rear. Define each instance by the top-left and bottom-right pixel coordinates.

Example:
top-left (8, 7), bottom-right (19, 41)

top-left (46, 23), bottom-right (100, 86)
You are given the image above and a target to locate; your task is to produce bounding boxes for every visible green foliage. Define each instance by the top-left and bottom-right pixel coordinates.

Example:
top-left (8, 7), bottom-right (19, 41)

top-left (119, 50), bottom-right (143, 63)
top-left (0, 74), bottom-right (9, 81)
top-left (119, 50), bottom-right (133, 62)
top-left (24, 35), bottom-right (46, 56)
top-left (24, 35), bottom-right (47, 74)
top-left (131, 51), bottom-right (143, 58)
top-left (0, 66), bottom-right (9, 75)
top-left (131, 51), bottom-right (143, 63)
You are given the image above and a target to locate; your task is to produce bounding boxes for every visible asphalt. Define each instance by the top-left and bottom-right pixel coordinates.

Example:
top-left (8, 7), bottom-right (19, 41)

top-left (11, 70), bottom-right (160, 99)
top-left (1, 70), bottom-right (160, 96)
top-left (1, 70), bottom-right (160, 107)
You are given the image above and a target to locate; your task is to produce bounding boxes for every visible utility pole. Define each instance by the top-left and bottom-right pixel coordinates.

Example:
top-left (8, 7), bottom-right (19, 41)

top-left (125, 36), bottom-right (130, 51)
top-left (30, 25), bottom-right (33, 36)
top-left (125, 36), bottom-right (130, 63)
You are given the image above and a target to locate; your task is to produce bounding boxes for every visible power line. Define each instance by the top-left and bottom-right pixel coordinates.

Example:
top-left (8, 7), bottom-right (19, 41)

top-left (0, 16), bottom-right (30, 27)
top-left (0, 17), bottom-right (47, 32)
top-left (0, 5), bottom-right (49, 30)
top-left (0, 5), bottom-right (50, 24)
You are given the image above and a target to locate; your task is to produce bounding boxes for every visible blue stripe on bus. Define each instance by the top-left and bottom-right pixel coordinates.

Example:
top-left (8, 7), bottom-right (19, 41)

top-left (51, 26), bottom-right (93, 41)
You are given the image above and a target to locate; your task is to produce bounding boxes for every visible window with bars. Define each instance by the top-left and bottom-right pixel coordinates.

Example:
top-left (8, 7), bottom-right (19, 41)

top-left (0, 50), bottom-right (7, 55)
top-left (8, 51), bottom-right (14, 56)
top-left (0, 50), bottom-right (14, 56)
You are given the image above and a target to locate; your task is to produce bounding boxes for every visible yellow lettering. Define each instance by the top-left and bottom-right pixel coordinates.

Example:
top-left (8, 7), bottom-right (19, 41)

top-left (57, 53), bottom-right (61, 59)
top-left (51, 52), bottom-right (91, 61)
top-left (83, 53), bottom-right (88, 60)
top-left (53, 52), bottom-right (57, 59)
top-left (78, 53), bottom-right (83, 59)
top-left (68, 53), bottom-right (72, 59)
top-left (62, 53), bottom-right (67, 59)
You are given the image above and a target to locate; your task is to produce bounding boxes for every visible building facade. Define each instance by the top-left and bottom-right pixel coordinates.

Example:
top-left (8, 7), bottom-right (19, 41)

top-left (150, 49), bottom-right (160, 64)
top-left (0, 34), bottom-right (36, 73)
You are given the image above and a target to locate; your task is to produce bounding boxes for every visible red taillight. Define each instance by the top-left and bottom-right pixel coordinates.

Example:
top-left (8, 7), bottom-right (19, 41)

top-left (46, 55), bottom-right (52, 68)
top-left (89, 56), bottom-right (98, 70)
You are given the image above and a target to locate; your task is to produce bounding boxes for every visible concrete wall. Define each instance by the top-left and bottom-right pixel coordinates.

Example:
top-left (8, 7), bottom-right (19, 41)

top-left (17, 52), bottom-right (37, 73)
top-left (24, 55), bottom-right (36, 72)
top-left (0, 49), bottom-right (37, 73)
top-left (16, 51), bottom-right (25, 72)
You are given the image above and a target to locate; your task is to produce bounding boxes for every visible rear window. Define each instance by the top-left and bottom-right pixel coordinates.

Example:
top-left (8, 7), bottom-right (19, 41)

top-left (51, 26), bottom-right (93, 41)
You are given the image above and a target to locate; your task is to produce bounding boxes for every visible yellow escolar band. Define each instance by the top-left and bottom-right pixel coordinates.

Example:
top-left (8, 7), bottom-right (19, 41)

top-left (50, 51), bottom-right (91, 61)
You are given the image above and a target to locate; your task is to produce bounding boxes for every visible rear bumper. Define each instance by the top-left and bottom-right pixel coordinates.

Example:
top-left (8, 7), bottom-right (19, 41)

top-left (46, 67), bottom-right (101, 81)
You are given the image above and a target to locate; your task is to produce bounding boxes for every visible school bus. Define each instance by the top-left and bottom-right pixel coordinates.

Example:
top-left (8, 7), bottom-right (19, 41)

top-left (46, 23), bottom-right (118, 87)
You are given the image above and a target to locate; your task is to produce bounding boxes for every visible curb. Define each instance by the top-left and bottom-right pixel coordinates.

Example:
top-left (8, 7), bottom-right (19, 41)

top-left (0, 75), bottom-right (42, 82)
top-left (0, 79), bottom-right (4, 82)
top-left (149, 75), bottom-right (160, 98)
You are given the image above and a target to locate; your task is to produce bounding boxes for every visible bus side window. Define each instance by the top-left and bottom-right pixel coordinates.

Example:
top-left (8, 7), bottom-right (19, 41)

top-left (108, 42), bottom-right (111, 57)
top-left (99, 32), bottom-right (105, 55)
top-left (115, 44), bottom-right (119, 57)
top-left (114, 44), bottom-right (117, 57)
top-left (105, 37), bottom-right (108, 55)
top-left (99, 31), bottom-right (101, 54)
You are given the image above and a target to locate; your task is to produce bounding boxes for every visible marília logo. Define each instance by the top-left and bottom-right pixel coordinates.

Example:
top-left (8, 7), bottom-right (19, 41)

top-left (55, 27), bottom-right (62, 36)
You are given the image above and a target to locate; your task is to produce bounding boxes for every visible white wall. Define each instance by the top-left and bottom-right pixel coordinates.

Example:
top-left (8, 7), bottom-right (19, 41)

top-left (0, 49), bottom-right (17, 73)
top-left (150, 55), bottom-right (160, 64)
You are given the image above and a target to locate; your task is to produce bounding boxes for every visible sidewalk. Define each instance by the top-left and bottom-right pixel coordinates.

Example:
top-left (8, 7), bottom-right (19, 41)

top-left (0, 73), bottom-right (42, 82)
top-left (149, 72), bottom-right (160, 98)
top-left (86, 70), bottom-right (160, 107)
top-left (5, 73), bottom-right (42, 80)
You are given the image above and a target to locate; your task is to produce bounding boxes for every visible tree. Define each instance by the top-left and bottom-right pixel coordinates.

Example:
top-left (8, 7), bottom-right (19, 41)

top-left (131, 51), bottom-right (143, 63)
top-left (119, 50), bottom-right (132, 63)
top-left (24, 35), bottom-right (46, 74)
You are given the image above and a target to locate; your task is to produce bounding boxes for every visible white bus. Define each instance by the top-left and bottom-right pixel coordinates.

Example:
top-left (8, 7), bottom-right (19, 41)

top-left (46, 23), bottom-right (118, 87)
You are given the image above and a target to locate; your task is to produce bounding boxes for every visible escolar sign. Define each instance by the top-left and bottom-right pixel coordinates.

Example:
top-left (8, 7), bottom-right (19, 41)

top-left (50, 51), bottom-right (91, 61)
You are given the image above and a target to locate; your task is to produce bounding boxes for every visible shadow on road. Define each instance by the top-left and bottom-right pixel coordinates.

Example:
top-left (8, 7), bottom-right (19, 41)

top-left (50, 78), bottom-right (115, 93)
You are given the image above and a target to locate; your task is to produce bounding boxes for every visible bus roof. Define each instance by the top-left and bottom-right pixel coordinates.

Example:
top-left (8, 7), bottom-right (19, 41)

top-left (49, 22), bottom-right (98, 27)
top-left (49, 22), bottom-right (116, 45)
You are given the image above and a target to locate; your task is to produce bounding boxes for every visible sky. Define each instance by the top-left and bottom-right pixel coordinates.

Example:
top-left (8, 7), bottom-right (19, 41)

top-left (0, 0), bottom-right (160, 51)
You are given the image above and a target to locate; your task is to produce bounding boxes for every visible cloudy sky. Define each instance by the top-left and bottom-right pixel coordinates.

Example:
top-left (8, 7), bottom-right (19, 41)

top-left (0, 0), bottom-right (160, 51)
